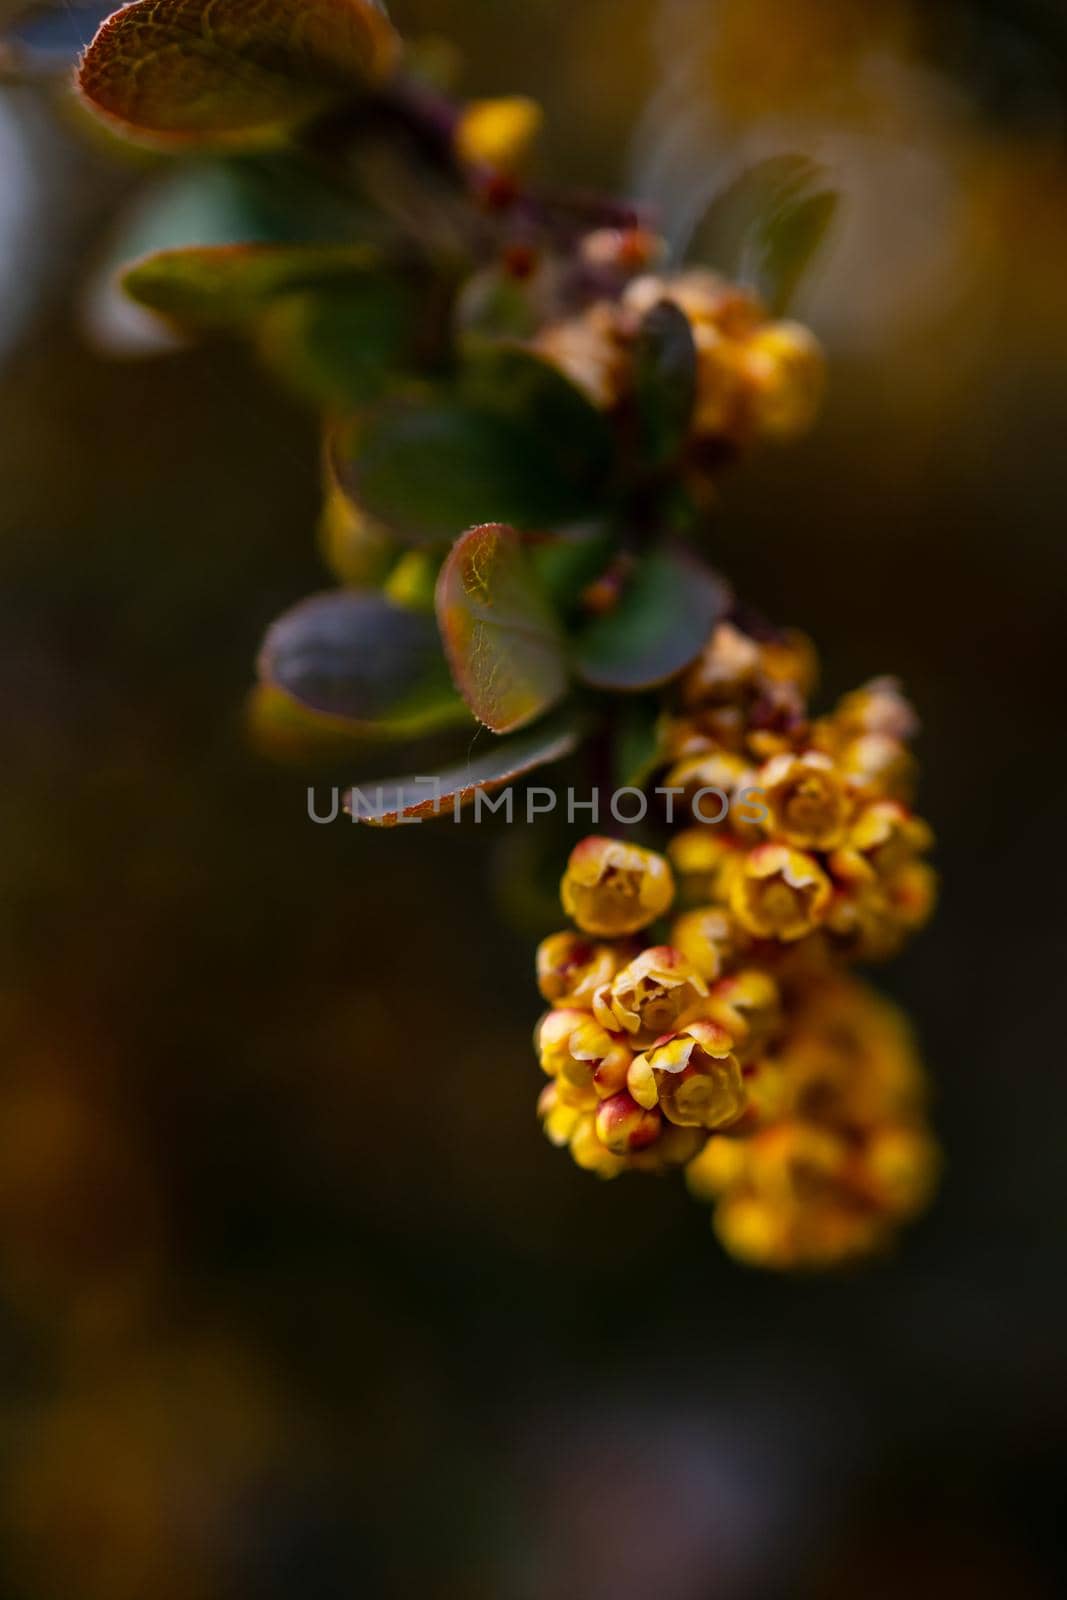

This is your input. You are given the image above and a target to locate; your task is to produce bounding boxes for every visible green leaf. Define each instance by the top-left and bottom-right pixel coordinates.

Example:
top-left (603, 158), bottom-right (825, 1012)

top-left (257, 278), bottom-right (414, 406)
top-left (632, 299), bottom-right (697, 468)
top-left (613, 699), bottom-right (666, 789)
top-left (574, 548), bottom-right (730, 692)
top-left (692, 156), bottom-right (838, 314)
top-left (122, 242), bottom-right (383, 328)
top-left (436, 523), bottom-right (568, 735)
top-left (461, 341), bottom-right (614, 503)
top-left (330, 386), bottom-right (606, 548)
top-left (76, 0), bottom-right (400, 144)
top-left (344, 709), bottom-right (581, 826)
top-left (256, 589), bottom-right (470, 737)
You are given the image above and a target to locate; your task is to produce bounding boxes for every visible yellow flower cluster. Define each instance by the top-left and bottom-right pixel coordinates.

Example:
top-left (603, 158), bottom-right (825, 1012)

top-left (532, 619), bottom-right (939, 1268)
top-left (664, 623), bottom-right (937, 963)
top-left (533, 263), bottom-right (825, 448)
top-left (687, 976), bottom-right (940, 1269)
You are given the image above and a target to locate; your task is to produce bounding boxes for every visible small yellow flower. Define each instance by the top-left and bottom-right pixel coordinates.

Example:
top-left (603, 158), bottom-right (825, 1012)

top-left (680, 622), bottom-right (762, 710)
top-left (594, 1091), bottom-right (663, 1155)
top-left (830, 800), bottom-right (933, 884)
top-left (536, 1082), bottom-right (582, 1147)
top-left (740, 321), bottom-right (826, 439)
top-left (758, 630), bottom-right (819, 697)
top-left (536, 931), bottom-right (628, 1008)
top-left (537, 1009), bottom-right (632, 1103)
top-left (663, 750), bottom-right (757, 825)
top-left (561, 837), bottom-right (674, 936)
top-left (745, 1122), bottom-right (852, 1206)
top-left (760, 750), bottom-right (852, 851)
top-left (860, 1124), bottom-right (940, 1219)
top-left (628, 1020), bottom-right (745, 1129)
top-left (831, 676), bottom-right (919, 744)
top-left (455, 96), bottom-right (543, 171)
top-left (685, 1133), bottom-right (749, 1200)
top-left (592, 945), bottom-right (708, 1048)
top-left (667, 827), bottom-right (738, 905)
top-left (705, 968), bottom-right (782, 1053)
top-left (669, 906), bottom-right (737, 981)
top-left (535, 1008), bottom-right (591, 1078)
top-left (567, 1113), bottom-right (626, 1178)
top-left (729, 844), bottom-right (831, 941)
top-left (629, 1122), bottom-right (705, 1173)
top-left (836, 733), bottom-right (916, 803)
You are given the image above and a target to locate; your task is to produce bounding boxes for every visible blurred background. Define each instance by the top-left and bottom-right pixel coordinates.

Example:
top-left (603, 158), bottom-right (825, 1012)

top-left (1, 1), bottom-right (1065, 1594)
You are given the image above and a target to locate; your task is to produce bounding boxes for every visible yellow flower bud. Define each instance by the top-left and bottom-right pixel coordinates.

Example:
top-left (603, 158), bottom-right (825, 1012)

top-left (537, 1009), bottom-right (632, 1104)
top-left (760, 750), bottom-right (852, 851)
top-left (536, 1008), bottom-right (590, 1078)
top-left (836, 733), bottom-right (916, 804)
top-left (758, 630), bottom-right (819, 697)
top-left (741, 321), bottom-right (826, 439)
top-left (831, 677), bottom-right (918, 744)
top-left (705, 969), bottom-right (781, 1053)
top-left (535, 931), bottom-right (628, 1008)
top-left (844, 800), bottom-right (934, 877)
top-left (629, 1020), bottom-right (744, 1130)
top-left (455, 96), bottom-right (543, 172)
top-left (561, 837), bottom-right (674, 936)
top-left (536, 1083), bottom-right (582, 1147)
top-left (669, 906), bottom-right (736, 981)
top-left (663, 750), bottom-right (756, 826)
top-left (685, 1133), bottom-right (748, 1200)
top-left (630, 1122), bottom-right (705, 1173)
top-left (860, 1124), bottom-right (940, 1219)
top-left (667, 827), bottom-right (739, 905)
top-left (592, 945), bottom-right (708, 1047)
top-left (680, 622), bottom-right (762, 709)
top-left (594, 1091), bottom-right (662, 1155)
top-left (746, 1122), bottom-right (852, 1207)
top-left (568, 1114), bottom-right (626, 1178)
top-left (729, 844), bottom-right (831, 941)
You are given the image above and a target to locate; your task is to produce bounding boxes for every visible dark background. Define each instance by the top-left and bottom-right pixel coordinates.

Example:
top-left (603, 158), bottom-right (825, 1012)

top-left (0, 1), bottom-right (1065, 1594)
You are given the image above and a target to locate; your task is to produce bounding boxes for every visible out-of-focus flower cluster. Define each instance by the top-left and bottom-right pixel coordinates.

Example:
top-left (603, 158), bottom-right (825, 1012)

top-left (534, 260), bottom-right (826, 454)
top-left (533, 618), bottom-right (938, 1268)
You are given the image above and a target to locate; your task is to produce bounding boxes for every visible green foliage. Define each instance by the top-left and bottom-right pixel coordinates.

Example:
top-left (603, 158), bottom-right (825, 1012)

top-left (74, 0), bottom-right (836, 807)
top-left (574, 549), bottom-right (729, 691)
top-left (122, 242), bottom-right (383, 327)
top-left (257, 589), bottom-right (470, 737)
top-left (693, 155), bottom-right (838, 313)
top-left (632, 300), bottom-right (698, 469)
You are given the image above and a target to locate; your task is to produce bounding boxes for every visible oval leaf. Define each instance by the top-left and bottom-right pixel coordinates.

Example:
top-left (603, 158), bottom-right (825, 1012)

top-left (257, 589), bottom-right (469, 737)
top-left (574, 549), bottom-right (730, 691)
top-left (344, 710), bottom-right (581, 826)
top-left (77, 0), bottom-right (400, 143)
top-left (632, 299), bottom-right (697, 469)
top-left (692, 155), bottom-right (837, 315)
top-left (461, 341), bottom-right (614, 505)
top-left (436, 523), bottom-right (568, 735)
top-left (330, 394), bottom-right (603, 547)
top-left (122, 242), bottom-right (381, 327)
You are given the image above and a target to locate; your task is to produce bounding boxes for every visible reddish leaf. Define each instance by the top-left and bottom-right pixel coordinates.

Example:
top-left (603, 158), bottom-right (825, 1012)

top-left (343, 710), bottom-right (581, 826)
top-left (435, 523), bottom-right (568, 735)
top-left (77, 0), bottom-right (400, 144)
